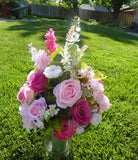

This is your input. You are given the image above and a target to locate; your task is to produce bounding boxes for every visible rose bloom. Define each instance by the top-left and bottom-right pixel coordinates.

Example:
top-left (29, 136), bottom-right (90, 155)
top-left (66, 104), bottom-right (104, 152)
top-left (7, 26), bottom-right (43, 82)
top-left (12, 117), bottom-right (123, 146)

top-left (27, 70), bottom-right (48, 94)
top-left (54, 120), bottom-right (76, 140)
top-left (71, 99), bottom-right (92, 126)
top-left (43, 65), bottom-right (62, 79)
top-left (19, 105), bottom-right (37, 131)
top-left (17, 85), bottom-right (34, 104)
top-left (28, 97), bottom-right (47, 121)
top-left (53, 79), bottom-right (82, 109)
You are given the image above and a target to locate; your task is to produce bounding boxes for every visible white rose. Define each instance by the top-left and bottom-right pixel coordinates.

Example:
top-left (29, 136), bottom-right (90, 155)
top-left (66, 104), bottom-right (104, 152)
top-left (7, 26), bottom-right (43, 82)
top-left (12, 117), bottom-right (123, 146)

top-left (43, 65), bottom-right (62, 79)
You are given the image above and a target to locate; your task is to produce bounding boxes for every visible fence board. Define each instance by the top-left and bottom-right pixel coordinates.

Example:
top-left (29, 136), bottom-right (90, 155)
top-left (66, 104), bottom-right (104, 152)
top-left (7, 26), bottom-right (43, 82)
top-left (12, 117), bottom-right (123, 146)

top-left (22, 4), bottom-right (136, 26)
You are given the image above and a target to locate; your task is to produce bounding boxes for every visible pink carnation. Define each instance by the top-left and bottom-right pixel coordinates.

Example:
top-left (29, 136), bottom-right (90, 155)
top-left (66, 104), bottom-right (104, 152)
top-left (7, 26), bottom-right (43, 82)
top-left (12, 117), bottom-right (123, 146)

top-left (54, 120), bottom-right (76, 140)
top-left (28, 97), bottom-right (47, 121)
top-left (27, 71), bottom-right (48, 94)
top-left (17, 85), bottom-right (34, 104)
top-left (44, 28), bottom-right (59, 55)
top-left (34, 50), bottom-right (51, 70)
top-left (71, 99), bottom-right (92, 126)
top-left (90, 79), bottom-right (104, 92)
top-left (93, 91), bottom-right (111, 111)
top-left (53, 79), bottom-right (82, 109)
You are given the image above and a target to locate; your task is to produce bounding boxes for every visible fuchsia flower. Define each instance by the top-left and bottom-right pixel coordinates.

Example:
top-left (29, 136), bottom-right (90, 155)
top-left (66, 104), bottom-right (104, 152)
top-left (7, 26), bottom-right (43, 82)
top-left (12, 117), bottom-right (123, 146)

top-left (17, 85), bottom-right (34, 104)
top-left (71, 99), bottom-right (92, 126)
top-left (44, 28), bottom-right (59, 55)
top-left (54, 120), bottom-right (76, 140)
top-left (98, 80), bottom-right (103, 86)
top-left (53, 79), bottom-right (82, 109)
top-left (27, 71), bottom-right (48, 94)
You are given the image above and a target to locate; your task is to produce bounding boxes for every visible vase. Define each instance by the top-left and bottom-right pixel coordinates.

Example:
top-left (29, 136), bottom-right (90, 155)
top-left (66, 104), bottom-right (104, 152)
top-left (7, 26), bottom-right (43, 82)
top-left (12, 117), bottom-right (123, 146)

top-left (43, 133), bottom-right (71, 160)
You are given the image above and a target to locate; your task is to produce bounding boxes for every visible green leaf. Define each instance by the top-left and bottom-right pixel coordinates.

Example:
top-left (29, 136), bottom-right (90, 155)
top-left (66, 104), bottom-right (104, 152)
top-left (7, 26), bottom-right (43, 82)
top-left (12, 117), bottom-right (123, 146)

top-left (50, 48), bottom-right (63, 61)
top-left (68, 44), bottom-right (78, 55)
top-left (94, 70), bottom-right (107, 81)
top-left (75, 61), bottom-right (88, 70)
top-left (81, 87), bottom-right (90, 97)
top-left (79, 76), bottom-right (89, 84)
top-left (45, 83), bottom-right (54, 89)
top-left (49, 60), bottom-right (63, 67)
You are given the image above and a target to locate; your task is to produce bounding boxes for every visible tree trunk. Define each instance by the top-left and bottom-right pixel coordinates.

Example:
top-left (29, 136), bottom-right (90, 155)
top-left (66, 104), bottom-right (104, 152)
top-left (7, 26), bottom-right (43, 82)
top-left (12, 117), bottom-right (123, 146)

top-left (112, 7), bottom-right (120, 24)
top-left (135, 9), bottom-right (138, 25)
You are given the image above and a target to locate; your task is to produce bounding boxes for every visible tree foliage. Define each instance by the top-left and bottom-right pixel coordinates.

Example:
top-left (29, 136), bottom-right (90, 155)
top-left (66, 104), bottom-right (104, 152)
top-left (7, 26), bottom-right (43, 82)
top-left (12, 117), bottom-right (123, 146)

top-left (92, 0), bottom-right (133, 22)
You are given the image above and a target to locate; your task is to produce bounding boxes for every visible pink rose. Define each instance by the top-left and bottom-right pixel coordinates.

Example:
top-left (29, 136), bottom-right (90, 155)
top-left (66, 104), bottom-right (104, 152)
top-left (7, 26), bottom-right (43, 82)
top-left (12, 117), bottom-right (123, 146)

top-left (71, 99), bottom-right (92, 126)
top-left (27, 71), bottom-right (48, 94)
top-left (17, 85), bottom-right (34, 104)
top-left (53, 79), bottom-right (82, 109)
top-left (54, 120), bottom-right (76, 140)
top-left (28, 97), bottom-right (47, 121)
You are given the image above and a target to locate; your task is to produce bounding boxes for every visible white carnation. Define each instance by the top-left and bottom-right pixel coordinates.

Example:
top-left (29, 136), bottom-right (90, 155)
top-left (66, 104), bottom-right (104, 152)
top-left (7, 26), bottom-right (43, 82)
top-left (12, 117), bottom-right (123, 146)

top-left (91, 113), bottom-right (102, 127)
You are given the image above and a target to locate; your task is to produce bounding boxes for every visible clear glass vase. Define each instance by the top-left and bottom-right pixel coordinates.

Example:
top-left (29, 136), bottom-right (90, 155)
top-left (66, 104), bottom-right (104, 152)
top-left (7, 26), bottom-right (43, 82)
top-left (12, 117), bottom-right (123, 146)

top-left (43, 133), bottom-right (71, 160)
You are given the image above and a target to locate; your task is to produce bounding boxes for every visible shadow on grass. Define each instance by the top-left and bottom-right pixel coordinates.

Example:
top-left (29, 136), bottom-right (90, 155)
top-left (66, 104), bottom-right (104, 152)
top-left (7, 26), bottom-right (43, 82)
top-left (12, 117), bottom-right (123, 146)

top-left (80, 21), bottom-right (138, 45)
top-left (6, 16), bottom-right (138, 45)
top-left (6, 17), bottom-right (71, 45)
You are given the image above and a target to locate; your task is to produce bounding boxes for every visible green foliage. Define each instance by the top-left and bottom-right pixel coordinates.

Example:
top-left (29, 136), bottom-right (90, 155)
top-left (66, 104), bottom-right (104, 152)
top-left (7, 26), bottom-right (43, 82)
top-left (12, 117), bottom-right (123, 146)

top-left (0, 15), bottom-right (138, 159)
top-left (50, 48), bottom-right (63, 61)
top-left (62, 0), bottom-right (78, 8)
top-left (92, 0), bottom-right (133, 21)
top-left (94, 69), bottom-right (107, 80)
top-left (81, 87), bottom-right (90, 97)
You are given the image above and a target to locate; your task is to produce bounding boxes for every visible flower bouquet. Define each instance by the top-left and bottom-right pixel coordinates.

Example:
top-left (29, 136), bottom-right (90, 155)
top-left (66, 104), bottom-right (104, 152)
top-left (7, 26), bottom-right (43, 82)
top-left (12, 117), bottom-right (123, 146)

top-left (17, 16), bottom-right (111, 158)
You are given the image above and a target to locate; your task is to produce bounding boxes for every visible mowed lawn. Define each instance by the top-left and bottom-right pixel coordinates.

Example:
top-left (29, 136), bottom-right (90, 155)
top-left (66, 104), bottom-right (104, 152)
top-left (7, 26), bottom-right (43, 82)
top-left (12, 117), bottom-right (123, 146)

top-left (0, 16), bottom-right (138, 160)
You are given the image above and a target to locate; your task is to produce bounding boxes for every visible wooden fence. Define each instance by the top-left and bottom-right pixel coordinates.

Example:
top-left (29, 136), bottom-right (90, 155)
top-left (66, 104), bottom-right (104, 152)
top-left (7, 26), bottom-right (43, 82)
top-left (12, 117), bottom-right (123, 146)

top-left (79, 9), bottom-right (136, 26)
top-left (30, 4), bottom-right (78, 19)
top-left (24, 4), bottom-right (136, 26)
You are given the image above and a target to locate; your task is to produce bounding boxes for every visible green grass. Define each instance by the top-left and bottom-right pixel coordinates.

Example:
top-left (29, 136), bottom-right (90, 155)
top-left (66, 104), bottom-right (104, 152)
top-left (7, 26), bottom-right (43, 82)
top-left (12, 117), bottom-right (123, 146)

top-left (0, 16), bottom-right (138, 160)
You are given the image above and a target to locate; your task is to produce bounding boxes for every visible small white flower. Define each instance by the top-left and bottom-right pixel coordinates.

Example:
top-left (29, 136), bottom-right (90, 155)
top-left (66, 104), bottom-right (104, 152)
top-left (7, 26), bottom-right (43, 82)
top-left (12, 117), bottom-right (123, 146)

top-left (76, 127), bottom-right (85, 134)
top-left (91, 113), bottom-right (102, 127)
top-left (43, 65), bottom-right (62, 79)
top-left (39, 107), bottom-right (51, 120)
top-left (49, 104), bottom-right (60, 117)
top-left (91, 109), bottom-right (98, 113)
top-left (69, 32), bottom-right (80, 43)
top-left (70, 70), bottom-right (77, 79)
top-left (76, 26), bottom-right (81, 32)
